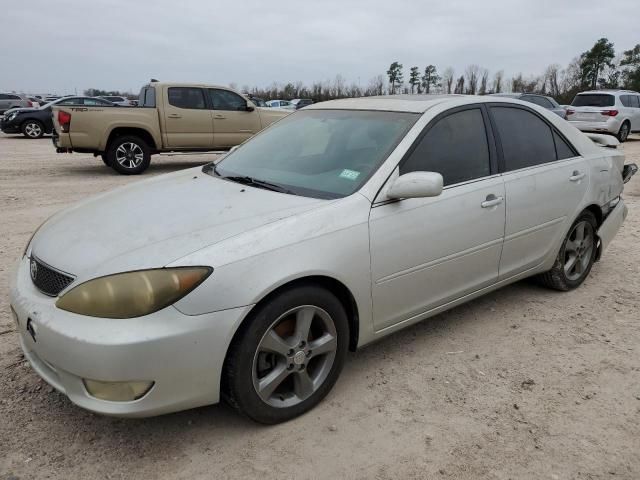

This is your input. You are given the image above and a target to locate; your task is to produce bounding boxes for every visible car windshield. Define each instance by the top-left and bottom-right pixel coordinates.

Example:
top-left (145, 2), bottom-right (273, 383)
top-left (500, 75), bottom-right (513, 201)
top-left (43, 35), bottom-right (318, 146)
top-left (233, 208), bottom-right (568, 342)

top-left (571, 94), bottom-right (615, 107)
top-left (204, 109), bottom-right (419, 199)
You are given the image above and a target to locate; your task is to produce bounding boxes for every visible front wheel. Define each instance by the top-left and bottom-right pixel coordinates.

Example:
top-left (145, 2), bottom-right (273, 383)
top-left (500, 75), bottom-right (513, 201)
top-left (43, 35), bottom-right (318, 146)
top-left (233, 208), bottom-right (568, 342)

top-left (223, 285), bottom-right (349, 424)
top-left (106, 136), bottom-right (151, 175)
top-left (536, 211), bottom-right (598, 291)
top-left (22, 120), bottom-right (44, 139)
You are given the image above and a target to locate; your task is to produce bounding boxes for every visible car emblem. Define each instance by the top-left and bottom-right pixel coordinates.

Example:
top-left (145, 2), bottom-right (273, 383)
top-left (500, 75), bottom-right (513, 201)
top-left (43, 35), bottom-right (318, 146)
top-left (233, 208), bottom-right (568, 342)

top-left (30, 258), bottom-right (38, 281)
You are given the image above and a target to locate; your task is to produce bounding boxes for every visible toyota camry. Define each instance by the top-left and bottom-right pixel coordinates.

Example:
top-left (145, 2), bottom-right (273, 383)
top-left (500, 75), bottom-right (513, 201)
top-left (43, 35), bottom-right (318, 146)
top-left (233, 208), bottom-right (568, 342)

top-left (10, 95), bottom-right (635, 423)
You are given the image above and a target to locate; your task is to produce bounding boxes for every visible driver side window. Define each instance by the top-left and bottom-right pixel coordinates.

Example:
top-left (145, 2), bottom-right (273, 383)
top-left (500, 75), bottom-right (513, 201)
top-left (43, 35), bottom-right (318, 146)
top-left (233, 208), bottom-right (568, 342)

top-left (400, 108), bottom-right (491, 186)
top-left (208, 89), bottom-right (247, 111)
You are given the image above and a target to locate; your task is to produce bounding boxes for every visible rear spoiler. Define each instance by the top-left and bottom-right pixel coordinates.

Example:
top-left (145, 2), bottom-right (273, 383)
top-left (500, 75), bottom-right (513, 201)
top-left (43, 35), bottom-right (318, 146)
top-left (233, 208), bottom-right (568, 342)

top-left (586, 133), bottom-right (619, 148)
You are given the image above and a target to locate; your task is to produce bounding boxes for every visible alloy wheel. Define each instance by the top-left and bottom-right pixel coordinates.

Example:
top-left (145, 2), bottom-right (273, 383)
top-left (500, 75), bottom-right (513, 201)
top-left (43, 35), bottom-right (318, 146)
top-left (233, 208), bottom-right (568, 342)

top-left (115, 142), bottom-right (144, 169)
top-left (252, 305), bottom-right (338, 408)
top-left (563, 220), bottom-right (595, 281)
top-left (25, 122), bottom-right (42, 138)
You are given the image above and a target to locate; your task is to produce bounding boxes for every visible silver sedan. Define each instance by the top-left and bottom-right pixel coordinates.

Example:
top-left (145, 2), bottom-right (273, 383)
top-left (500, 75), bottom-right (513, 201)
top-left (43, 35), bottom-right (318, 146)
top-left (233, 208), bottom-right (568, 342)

top-left (10, 95), bottom-right (634, 423)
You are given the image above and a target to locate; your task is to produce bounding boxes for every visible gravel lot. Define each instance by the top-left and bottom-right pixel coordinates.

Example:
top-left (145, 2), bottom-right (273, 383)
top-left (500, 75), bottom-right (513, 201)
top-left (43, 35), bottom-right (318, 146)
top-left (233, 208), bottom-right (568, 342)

top-left (1, 132), bottom-right (639, 480)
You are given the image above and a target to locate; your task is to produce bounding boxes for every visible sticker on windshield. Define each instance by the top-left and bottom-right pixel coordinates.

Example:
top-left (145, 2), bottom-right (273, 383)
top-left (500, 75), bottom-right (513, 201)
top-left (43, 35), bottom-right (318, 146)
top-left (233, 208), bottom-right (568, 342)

top-left (339, 169), bottom-right (361, 180)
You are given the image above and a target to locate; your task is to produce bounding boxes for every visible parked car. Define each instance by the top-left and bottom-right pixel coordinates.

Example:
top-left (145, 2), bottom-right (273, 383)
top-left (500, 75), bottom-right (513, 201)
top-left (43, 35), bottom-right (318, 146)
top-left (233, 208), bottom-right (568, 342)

top-left (291, 98), bottom-right (313, 110)
top-left (266, 99), bottom-right (296, 110)
top-left (1, 96), bottom-right (114, 138)
top-left (490, 93), bottom-right (566, 118)
top-left (566, 90), bottom-right (640, 142)
top-left (0, 93), bottom-right (33, 114)
top-left (52, 82), bottom-right (291, 174)
top-left (98, 95), bottom-right (132, 106)
top-left (11, 95), bottom-right (635, 422)
top-left (27, 97), bottom-right (43, 108)
top-left (245, 95), bottom-right (267, 107)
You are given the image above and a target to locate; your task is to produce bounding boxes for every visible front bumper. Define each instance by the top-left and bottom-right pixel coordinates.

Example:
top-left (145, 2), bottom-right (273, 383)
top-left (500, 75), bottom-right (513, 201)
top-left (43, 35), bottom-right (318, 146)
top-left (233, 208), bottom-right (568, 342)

top-left (0, 117), bottom-right (21, 133)
top-left (9, 256), bottom-right (251, 417)
top-left (568, 118), bottom-right (621, 135)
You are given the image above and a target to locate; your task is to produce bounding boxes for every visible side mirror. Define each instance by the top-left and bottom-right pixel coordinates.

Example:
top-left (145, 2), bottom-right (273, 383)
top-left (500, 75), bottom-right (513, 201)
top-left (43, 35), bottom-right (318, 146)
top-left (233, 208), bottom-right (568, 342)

top-left (386, 171), bottom-right (443, 199)
top-left (244, 104), bottom-right (255, 112)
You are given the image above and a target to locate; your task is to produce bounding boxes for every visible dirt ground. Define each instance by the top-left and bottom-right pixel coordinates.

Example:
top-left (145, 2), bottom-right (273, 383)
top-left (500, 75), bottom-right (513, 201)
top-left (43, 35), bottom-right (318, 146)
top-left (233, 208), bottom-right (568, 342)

top-left (0, 132), bottom-right (639, 480)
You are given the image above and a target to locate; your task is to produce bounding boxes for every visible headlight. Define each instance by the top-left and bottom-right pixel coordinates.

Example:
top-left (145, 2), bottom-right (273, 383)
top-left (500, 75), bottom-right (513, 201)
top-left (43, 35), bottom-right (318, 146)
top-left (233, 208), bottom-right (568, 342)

top-left (7, 112), bottom-right (18, 121)
top-left (56, 267), bottom-right (212, 318)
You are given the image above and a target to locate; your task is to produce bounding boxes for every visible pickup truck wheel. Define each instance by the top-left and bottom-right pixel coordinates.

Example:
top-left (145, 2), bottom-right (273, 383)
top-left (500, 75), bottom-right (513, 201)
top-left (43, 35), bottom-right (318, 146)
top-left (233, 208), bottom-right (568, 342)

top-left (22, 120), bottom-right (45, 139)
top-left (536, 211), bottom-right (597, 291)
top-left (107, 136), bottom-right (151, 175)
top-left (100, 154), bottom-right (111, 166)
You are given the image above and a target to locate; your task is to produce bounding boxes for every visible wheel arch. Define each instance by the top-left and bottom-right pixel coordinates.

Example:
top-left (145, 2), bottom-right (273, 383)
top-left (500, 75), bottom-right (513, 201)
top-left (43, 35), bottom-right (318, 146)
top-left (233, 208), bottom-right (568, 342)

top-left (227, 275), bottom-right (360, 355)
top-left (105, 127), bottom-right (157, 152)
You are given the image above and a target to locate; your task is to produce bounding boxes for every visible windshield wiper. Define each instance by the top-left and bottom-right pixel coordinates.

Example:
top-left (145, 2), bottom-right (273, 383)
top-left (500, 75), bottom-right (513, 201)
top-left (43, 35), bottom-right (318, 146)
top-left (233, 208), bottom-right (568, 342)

top-left (222, 175), bottom-right (296, 195)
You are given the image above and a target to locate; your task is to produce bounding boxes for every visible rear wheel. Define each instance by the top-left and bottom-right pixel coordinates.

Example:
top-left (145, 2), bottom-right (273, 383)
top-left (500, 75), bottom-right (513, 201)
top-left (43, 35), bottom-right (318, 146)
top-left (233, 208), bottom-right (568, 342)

top-left (536, 211), bottom-right (597, 291)
top-left (106, 136), bottom-right (151, 174)
top-left (223, 285), bottom-right (349, 424)
top-left (22, 120), bottom-right (44, 139)
top-left (617, 121), bottom-right (630, 142)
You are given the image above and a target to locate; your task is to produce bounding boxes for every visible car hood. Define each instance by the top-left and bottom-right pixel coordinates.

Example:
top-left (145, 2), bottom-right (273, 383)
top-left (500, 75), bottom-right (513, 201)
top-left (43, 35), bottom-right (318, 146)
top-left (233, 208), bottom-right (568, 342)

top-left (31, 167), bottom-right (327, 279)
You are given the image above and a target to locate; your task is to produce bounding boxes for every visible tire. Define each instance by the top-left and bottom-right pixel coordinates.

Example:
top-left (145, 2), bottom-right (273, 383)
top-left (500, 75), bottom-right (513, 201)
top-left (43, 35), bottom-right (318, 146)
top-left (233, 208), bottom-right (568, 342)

top-left (100, 153), bottom-right (111, 167)
top-left (106, 135), bottom-right (151, 175)
top-left (21, 120), bottom-right (45, 139)
top-left (536, 211), bottom-right (598, 291)
top-left (222, 284), bottom-right (349, 424)
top-left (617, 122), bottom-right (630, 143)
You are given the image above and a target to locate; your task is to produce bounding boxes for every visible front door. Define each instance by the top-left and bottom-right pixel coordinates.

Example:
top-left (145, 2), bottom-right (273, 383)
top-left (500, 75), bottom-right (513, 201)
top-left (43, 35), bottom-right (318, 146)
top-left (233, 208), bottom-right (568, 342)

top-left (207, 88), bottom-right (261, 148)
top-left (163, 86), bottom-right (214, 149)
top-left (370, 106), bottom-right (505, 331)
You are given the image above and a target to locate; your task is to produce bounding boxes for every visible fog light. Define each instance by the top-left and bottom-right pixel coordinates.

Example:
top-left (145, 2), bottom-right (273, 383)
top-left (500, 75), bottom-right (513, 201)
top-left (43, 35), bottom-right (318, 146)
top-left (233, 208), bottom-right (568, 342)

top-left (83, 379), bottom-right (154, 402)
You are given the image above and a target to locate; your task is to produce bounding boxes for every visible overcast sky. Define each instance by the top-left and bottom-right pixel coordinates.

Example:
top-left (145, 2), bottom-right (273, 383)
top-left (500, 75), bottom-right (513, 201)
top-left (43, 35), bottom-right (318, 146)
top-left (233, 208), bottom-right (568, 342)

top-left (2, 0), bottom-right (638, 95)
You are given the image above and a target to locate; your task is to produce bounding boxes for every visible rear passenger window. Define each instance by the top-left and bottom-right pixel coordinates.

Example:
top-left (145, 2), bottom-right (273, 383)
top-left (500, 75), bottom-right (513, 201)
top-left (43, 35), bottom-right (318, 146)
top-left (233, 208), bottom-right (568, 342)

top-left (401, 108), bottom-right (491, 186)
top-left (168, 87), bottom-right (205, 109)
top-left (631, 96), bottom-right (640, 108)
top-left (620, 95), bottom-right (631, 107)
top-left (491, 107), bottom-right (556, 171)
top-left (553, 132), bottom-right (576, 160)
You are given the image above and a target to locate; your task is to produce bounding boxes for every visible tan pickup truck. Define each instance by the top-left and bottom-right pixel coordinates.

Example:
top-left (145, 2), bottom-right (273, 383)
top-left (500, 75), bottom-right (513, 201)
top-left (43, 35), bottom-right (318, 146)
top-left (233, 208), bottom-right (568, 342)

top-left (52, 82), bottom-right (290, 174)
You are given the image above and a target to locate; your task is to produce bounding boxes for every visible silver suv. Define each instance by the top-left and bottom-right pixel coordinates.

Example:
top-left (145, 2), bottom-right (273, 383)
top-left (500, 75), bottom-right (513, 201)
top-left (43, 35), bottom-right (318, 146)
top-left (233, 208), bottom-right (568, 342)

top-left (0, 93), bottom-right (32, 114)
top-left (567, 90), bottom-right (640, 142)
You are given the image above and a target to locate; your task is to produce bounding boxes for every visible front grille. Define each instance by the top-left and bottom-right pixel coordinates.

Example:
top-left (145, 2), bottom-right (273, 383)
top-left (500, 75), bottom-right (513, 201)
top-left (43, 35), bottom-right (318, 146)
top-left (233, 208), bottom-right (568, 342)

top-left (30, 256), bottom-right (74, 296)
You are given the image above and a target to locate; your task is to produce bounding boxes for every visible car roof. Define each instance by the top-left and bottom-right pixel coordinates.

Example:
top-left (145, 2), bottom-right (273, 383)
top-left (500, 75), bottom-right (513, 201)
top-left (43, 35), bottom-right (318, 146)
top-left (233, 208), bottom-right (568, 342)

top-left (304, 94), bottom-right (535, 113)
top-left (577, 90), bottom-right (639, 95)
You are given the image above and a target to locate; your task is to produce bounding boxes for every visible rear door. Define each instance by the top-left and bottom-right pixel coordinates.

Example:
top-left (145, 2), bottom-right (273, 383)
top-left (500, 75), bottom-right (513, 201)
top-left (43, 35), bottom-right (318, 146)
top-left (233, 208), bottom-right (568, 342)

top-left (370, 106), bottom-right (505, 330)
top-left (488, 104), bottom-right (588, 279)
top-left (207, 88), bottom-right (261, 148)
top-left (630, 95), bottom-right (640, 130)
top-left (163, 87), bottom-right (214, 149)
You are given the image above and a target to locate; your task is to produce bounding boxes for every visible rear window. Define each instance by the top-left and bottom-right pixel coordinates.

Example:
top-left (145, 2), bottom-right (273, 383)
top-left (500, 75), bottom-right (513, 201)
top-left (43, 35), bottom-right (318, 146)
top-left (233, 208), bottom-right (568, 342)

top-left (571, 94), bottom-right (614, 107)
top-left (138, 87), bottom-right (156, 107)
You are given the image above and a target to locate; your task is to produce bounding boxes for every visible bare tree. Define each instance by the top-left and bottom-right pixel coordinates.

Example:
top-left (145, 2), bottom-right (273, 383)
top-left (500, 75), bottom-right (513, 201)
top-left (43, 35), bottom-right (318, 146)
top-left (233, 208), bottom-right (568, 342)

top-left (454, 75), bottom-right (465, 94)
top-left (492, 70), bottom-right (504, 93)
top-left (366, 75), bottom-right (385, 96)
top-left (544, 65), bottom-right (561, 98)
top-left (479, 68), bottom-right (489, 95)
top-left (464, 65), bottom-right (480, 94)
top-left (442, 67), bottom-right (455, 94)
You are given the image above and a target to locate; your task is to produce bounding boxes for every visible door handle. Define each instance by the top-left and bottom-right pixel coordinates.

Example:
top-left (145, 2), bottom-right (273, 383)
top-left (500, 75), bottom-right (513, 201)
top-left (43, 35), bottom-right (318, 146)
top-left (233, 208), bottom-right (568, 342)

top-left (481, 194), bottom-right (504, 208)
top-left (167, 114), bottom-right (181, 119)
top-left (569, 171), bottom-right (586, 182)
top-left (214, 114), bottom-right (226, 119)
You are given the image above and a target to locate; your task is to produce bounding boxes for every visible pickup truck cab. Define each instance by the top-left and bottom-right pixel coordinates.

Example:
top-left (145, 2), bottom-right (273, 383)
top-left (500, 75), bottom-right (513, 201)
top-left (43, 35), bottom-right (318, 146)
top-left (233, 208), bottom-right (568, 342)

top-left (52, 82), bottom-right (290, 174)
